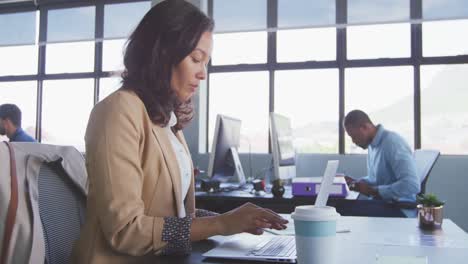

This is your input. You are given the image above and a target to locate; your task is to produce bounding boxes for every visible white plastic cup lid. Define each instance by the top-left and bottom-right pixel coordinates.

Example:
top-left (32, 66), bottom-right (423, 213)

top-left (291, 205), bottom-right (340, 222)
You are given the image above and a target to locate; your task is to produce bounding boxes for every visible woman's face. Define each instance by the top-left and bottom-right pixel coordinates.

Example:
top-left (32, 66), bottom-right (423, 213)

top-left (171, 31), bottom-right (213, 102)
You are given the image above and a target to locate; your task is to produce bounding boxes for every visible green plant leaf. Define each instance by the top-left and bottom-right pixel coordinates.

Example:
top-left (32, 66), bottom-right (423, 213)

top-left (417, 193), bottom-right (445, 207)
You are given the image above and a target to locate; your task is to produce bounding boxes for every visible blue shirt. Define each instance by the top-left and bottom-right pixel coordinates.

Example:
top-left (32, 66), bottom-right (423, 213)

top-left (362, 125), bottom-right (419, 202)
top-left (10, 128), bottom-right (36, 142)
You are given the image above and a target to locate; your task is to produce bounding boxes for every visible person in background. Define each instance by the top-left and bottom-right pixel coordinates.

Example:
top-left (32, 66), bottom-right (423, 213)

top-left (343, 109), bottom-right (420, 202)
top-left (0, 103), bottom-right (36, 142)
top-left (72, 1), bottom-right (287, 263)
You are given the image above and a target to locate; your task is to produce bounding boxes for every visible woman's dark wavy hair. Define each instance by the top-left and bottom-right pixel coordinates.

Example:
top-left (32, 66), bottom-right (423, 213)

top-left (122, 0), bottom-right (214, 131)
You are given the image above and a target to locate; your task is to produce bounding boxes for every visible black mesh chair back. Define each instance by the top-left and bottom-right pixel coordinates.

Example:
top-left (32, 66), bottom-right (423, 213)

top-left (414, 149), bottom-right (440, 195)
top-left (37, 159), bottom-right (86, 264)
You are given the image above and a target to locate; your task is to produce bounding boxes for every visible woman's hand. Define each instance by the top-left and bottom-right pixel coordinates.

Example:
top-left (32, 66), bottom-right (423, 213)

top-left (216, 203), bottom-right (288, 236)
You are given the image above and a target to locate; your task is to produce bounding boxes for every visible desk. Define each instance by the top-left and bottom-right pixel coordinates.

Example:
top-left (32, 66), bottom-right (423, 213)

top-left (196, 186), bottom-right (409, 217)
top-left (154, 217), bottom-right (468, 264)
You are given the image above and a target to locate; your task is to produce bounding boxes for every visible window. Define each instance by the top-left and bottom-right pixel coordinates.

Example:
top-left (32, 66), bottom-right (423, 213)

top-left (46, 41), bottom-right (95, 73)
top-left (211, 0), bottom-right (267, 66)
top-left (104, 2), bottom-right (150, 39)
top-left (422, 20), bottom-right (468, 57)
top-left (211, 32), bottom-right (267, 65)
top-left (213, 0), bottom-right (266, 32)
top-left (421, 65), bottom-right (468, 154)
top-left (278, 0), bottom-right (335, 28)
top-left (275, 69), bottom-right (339, 153)
top-left (276, 0), bottom-right (335, 62)
top-left (47, 6), bottom-right (95, 42)
top-left (0, 11), bottom-right (38, 76)
top-left (0, 45), bottom-right (38, 75)
top-left (102, 39), bottom-right (126, 72)
top-left (347, 23), bottom-right (411, 59)
top-left (423, 0), bottom-right (468, 20)
top-left (345, 66), bottom-right (414, 153)
top-left (0, 1), bottom-right (151, 149)
top-left (0, 11), bottom-right (36, 46)
top-left (41, 79), bottom-right (94, 151)
top-left (0, 81), bottom-right (37, 141)
top-left (103, 1), bottom-right (150, 72)
top-left (347, 0), bottom-right (409, 24)
top-left (99, 77), bottom-right (121, 101)
top-left (209, 72), bottom-right (269, 153)
top-left (207, 0), bottom-right (468, 155)
top-left (277, 28), bottom-right (336, 62)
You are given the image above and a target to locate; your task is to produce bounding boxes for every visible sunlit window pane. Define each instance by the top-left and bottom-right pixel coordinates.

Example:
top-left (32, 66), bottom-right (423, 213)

top-left (99, 77), bottom-right (121, 101)
top-left (104, 1), bottom-right (150, 39)
top-left (277, 28), bottom-right (335, 62)
top-left (103, 39), bottom-right (126, 72)
top-left (348, 0), bottom-right (409, 24)
top-left (0, 12), bottom-right (36, 46)
top-left (213, 0), bottom-right (266, 32)
top-left (275, 69), bottom-right (339, 153)
top-left (48, 6), bottom-right (95, 42)
top-left (278, 0), bottom-right (335, 28)
top-left (0, 81), bottom-right (37, 141)
top-left (422, 20), bottom-right (468, 57)
top-left (423, 0), bottom-right (468, 20)
top-left (209, 72), bottom-right (269, 153)
top-left (0, 45), bottom-right (37, 76)
top-left (347, 23), bottom-right (410, 59)
top-left (46, 41), bottom-right (94, 73)
top-left (421, 65), bottom-right (468, 154)
top-left (42, 79), bottom-right (94, 151)
top-left (212, 32), bottom-right (267, 65)
top-left (345, 66), bottom-right (414, 153)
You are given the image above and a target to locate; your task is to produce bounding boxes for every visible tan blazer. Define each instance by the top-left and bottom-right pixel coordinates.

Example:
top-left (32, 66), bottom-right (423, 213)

top-left (71, 90), bottom-right (195, 263)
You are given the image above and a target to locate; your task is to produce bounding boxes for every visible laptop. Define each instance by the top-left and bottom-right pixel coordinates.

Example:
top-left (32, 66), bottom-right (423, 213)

top-left (202, 160), bottom-right (340, 263)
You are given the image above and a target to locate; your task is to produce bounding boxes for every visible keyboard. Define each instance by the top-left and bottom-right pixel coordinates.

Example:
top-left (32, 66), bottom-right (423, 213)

top-left (248, 236), bottom-right (295, 258)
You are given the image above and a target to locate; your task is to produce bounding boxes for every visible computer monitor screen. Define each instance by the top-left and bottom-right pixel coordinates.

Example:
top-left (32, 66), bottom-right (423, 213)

top-left (207, 114), bottom-right (245, 184)
top-left (270, 113), bottom-right (296, 180)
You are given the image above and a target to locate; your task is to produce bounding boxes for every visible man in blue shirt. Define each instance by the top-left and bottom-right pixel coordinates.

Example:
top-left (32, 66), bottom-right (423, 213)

top-left (0, 104), bottom-right (36, 142)
top-left (344, 110), bottom-right (419, 202)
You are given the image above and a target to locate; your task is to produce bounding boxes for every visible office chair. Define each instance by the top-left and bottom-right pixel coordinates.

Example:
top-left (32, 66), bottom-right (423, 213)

top-left (413, 149), bottom-right (441, 195)
top-left (38, 159), bottom-right (86, 264)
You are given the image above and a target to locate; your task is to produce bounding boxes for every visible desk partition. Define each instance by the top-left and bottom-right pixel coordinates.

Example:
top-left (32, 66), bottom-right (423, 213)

top-left (195, 185), bottom-right (409, 217)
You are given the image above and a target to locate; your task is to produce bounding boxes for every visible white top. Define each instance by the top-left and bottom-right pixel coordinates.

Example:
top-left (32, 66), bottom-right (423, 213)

top-left (165, 112), bottom-right (191, 217)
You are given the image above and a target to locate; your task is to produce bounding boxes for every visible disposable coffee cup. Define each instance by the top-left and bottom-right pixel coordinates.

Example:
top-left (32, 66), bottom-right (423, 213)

top-left (291, 205), bottom-right (340, 264)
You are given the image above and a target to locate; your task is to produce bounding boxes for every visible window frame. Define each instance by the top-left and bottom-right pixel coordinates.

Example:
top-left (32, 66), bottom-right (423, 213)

top-left (206, 0), bottom-right (468, 155)
top-left (0, 0), bottom-right (150, 143)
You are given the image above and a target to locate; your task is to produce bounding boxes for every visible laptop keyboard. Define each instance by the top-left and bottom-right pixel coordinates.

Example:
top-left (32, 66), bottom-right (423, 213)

top-left (248, 236), bottom-right (295, 258)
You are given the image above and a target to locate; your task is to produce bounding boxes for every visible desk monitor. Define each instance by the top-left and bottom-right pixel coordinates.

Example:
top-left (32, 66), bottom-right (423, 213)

top-left (207, 114), bottom-right (246, 185)
top-left (269, 113), bottom-right (296, 181)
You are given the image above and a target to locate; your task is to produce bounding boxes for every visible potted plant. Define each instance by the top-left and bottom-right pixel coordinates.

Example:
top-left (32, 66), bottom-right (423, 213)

top-left (416, 193), bottom-right (445, 230)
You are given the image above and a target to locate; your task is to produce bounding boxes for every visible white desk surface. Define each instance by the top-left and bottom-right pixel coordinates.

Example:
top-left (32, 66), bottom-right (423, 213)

top-left (207, 216), bottom-right (468, 264)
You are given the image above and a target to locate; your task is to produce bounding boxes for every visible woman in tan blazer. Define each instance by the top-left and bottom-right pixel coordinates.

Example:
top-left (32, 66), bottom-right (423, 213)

top-left (71, 1), bottom-right (287, 263)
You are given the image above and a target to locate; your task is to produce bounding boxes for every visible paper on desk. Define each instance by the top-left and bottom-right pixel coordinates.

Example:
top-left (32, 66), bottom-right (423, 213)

top-left (376, 255), bottom-right (427, 264)
top-left (363, 233), bottom-right (468, 249)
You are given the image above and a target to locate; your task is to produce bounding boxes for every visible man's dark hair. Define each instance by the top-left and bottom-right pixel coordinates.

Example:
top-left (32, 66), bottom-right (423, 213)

top-left (122, 0), bottom-right (214, 131)
top-left (0, 104), bottom-right (22, 127)
top-left (344, 109), bottom-right (373, 128)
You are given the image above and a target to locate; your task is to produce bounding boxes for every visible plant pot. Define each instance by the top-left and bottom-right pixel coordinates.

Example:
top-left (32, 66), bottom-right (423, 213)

top-left (417, 204), bottom-right (443, 230)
